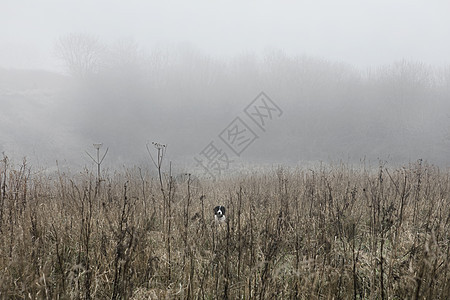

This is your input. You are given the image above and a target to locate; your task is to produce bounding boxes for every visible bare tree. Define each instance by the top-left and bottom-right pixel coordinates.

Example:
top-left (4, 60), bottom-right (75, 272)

top-left (55, 33), bottom-right (105, 78)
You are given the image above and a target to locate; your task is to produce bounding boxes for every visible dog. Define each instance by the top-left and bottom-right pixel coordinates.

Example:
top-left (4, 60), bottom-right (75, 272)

top-left (213, 205), bottom-right (226, 223)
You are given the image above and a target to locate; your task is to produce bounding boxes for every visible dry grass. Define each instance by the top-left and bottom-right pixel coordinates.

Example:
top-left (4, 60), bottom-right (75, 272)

top-left (0, 156), bottom-right (449, 299)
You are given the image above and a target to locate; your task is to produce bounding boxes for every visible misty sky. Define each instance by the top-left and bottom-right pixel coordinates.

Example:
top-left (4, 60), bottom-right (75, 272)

top-left (2, 0), bottom-right (450, 71)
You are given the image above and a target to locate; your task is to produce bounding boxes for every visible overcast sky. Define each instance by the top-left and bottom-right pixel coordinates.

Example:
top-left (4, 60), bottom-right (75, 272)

top-left (1, 0), bottom-right (450, 71)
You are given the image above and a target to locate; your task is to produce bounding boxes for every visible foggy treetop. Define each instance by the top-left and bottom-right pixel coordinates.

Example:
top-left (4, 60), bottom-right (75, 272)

top-left (1, 1), bottom-right (450, 171)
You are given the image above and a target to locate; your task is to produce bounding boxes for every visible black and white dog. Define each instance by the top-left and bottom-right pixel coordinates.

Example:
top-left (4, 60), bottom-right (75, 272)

top-left (213, 205), bottom-right (226, 223)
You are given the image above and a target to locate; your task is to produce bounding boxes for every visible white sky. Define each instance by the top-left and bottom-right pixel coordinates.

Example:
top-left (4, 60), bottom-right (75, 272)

top-left (1, 0), bottom-right (450, 71)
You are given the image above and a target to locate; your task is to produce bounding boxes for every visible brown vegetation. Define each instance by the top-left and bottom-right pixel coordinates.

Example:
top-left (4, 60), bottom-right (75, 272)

top-left (0, 155), bottom-right (449, 299)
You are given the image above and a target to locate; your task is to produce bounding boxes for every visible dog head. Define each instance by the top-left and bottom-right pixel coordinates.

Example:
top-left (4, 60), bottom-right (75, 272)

top-left (213, 205), bottom-right (226, 222)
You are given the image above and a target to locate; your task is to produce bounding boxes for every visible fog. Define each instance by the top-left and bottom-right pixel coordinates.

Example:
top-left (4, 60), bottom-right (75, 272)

top-left (1, 1), bottom-right (450, 175)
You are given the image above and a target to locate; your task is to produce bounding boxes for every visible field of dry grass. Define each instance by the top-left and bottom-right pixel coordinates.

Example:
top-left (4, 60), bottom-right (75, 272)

top-left (0, 156), bottom-right (449, 299)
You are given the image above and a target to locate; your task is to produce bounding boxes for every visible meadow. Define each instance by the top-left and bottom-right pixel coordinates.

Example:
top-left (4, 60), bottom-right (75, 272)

top-left (0, 156), bottom-right (449, 299)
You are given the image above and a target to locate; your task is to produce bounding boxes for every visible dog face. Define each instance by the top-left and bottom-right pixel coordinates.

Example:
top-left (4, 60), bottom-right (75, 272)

top-left (213, 205), bottom-right (226, 222)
